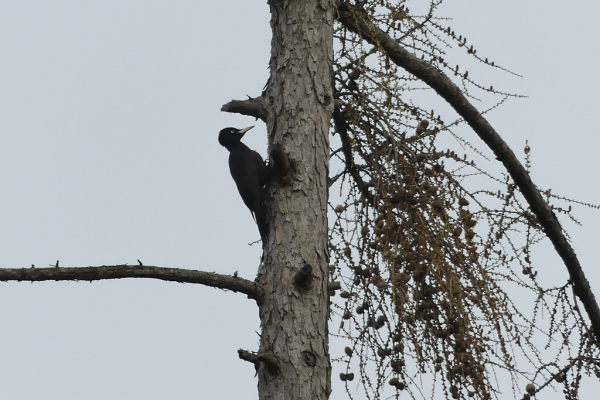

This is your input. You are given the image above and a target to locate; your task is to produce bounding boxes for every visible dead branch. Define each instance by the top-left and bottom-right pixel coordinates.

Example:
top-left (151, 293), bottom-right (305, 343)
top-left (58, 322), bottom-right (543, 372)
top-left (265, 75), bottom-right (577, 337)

top-left (0, 265), bottom-right (264, 304)
top-left (221, 97), bottom-right (267, 122)
top-left (238, 349), bottom-right (280, 375)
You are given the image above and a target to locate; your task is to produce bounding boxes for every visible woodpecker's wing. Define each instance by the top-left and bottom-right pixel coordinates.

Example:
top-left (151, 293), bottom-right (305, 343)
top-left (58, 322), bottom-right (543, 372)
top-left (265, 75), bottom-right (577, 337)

top-left (252, 150), bottom-right (269, 187)
top-left (228, 147), bottom-right (269, 242)
top-left (228, 145), bottom-right (262, 213)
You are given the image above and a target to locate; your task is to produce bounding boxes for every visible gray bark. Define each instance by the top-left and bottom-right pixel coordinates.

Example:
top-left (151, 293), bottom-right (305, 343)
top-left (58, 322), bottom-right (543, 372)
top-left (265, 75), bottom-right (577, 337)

top-left (256, 0), bottom-right (334, 398)
top-left (0, 265), bottom-right (263, 302)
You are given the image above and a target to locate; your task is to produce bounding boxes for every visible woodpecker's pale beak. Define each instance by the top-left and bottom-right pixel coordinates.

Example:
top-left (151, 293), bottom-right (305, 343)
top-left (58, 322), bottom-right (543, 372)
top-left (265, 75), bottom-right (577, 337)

top-left (238, 126), bottom-right (255, 137)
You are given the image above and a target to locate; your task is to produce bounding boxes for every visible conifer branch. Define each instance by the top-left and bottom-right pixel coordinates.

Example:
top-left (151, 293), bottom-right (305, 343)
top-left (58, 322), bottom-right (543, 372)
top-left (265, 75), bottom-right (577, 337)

top-left (336, 0), bottom-right (600, 342)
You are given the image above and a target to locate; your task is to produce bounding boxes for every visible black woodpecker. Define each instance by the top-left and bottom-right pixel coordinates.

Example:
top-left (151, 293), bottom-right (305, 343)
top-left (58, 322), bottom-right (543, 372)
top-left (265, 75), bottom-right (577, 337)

top-left (218, 126), bottom-right (269, 243)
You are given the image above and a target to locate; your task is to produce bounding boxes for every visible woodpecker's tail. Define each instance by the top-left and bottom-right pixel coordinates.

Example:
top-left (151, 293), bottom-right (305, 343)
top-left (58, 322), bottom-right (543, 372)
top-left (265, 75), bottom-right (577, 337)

top-left (254, 205), bottom-right (269, 246)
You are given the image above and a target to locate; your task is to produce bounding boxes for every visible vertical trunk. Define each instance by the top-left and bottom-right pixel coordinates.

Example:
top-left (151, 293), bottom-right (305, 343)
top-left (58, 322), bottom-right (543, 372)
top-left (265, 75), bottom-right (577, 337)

top-left (257, 0), bottom-right (333, 399)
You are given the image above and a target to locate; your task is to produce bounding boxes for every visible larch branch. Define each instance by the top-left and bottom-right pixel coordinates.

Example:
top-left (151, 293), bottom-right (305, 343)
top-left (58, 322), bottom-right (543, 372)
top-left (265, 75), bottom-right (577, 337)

top-left (0, 265), bottom-right (264, 304)
top-left (336, 0), bottom-right (600, 342)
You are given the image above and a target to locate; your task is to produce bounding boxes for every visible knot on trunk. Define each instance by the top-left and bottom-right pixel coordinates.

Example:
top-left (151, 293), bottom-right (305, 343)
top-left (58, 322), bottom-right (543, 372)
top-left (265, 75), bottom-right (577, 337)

top-left (294, 263), bottom-right (313, 290)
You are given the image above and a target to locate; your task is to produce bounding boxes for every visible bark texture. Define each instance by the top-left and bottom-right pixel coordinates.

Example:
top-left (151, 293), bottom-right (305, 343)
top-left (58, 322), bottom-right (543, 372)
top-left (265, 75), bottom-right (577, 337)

top-left (257, 0), bottom-right (334, 398)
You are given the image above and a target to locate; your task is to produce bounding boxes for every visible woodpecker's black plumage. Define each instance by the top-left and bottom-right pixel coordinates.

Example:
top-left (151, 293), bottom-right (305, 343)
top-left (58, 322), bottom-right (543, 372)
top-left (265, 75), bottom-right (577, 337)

top-left (218, 126), bottom-right (269, 243)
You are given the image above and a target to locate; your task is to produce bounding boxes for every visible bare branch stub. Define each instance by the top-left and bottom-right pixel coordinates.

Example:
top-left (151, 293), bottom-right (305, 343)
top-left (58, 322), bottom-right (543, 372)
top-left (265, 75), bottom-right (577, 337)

top-left (221, 97), bottom-right (267, 122)
top-left (0, 265), bottom-right (265, 304)
top-left (238, 349), bottom-right (260, 366)
top-left (238, 349), bottom-right (280, 375)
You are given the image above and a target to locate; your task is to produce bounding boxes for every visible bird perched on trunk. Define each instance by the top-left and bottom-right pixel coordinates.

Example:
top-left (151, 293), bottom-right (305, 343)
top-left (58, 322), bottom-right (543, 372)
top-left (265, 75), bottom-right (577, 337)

top-left (218, 126), bottom-right (269, 243)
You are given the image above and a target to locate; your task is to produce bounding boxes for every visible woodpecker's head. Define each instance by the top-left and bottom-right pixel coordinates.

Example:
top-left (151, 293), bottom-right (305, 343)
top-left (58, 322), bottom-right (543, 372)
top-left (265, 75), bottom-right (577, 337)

top-left (218, 126), bottom-right (254, 150)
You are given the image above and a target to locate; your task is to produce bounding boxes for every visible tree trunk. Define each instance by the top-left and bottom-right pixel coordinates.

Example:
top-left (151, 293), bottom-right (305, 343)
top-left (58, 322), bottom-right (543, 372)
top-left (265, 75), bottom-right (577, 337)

top-left (256, 0), bottom-right (333, 399)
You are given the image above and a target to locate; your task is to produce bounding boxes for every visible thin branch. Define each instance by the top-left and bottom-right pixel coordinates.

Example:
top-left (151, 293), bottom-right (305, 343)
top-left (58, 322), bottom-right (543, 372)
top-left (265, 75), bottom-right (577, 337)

top-left (336, 0), bottom-right (600, 343)
top-left (221, 97), bottom-right (267, 122)
top-left (0, 265), bottom-right (264, 304)
top-left (332, 104), bottom-right (374, 204)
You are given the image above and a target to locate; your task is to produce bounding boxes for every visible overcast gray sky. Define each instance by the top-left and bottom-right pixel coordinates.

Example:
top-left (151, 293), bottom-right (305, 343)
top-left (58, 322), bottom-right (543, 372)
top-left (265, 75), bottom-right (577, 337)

top-left (0, 1), bottom-right (598, 399)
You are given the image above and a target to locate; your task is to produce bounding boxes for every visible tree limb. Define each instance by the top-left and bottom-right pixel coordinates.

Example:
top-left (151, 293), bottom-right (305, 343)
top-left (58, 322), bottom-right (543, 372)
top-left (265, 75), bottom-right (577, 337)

top-left (336, 0), bottom-right (600, 342)
top-left (0, 265), bottom-right (264, 304)
top-left (221, 97), bottom-right (267, 122)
